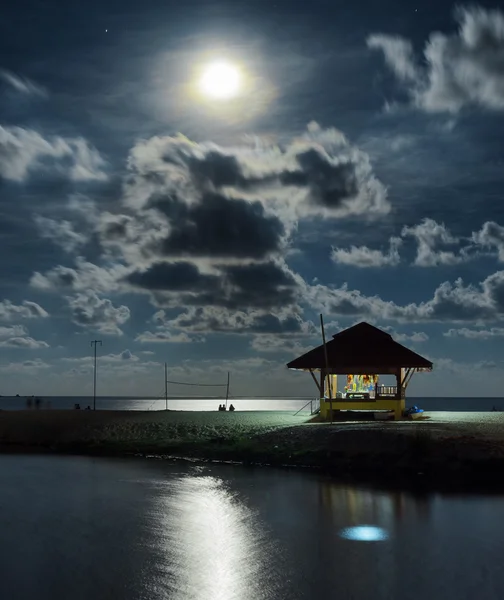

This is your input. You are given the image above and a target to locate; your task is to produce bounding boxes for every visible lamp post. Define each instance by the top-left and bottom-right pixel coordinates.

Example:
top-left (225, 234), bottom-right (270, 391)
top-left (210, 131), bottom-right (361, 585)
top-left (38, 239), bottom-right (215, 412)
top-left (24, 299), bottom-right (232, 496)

top-left (91, 340), bottom-right (102, 411)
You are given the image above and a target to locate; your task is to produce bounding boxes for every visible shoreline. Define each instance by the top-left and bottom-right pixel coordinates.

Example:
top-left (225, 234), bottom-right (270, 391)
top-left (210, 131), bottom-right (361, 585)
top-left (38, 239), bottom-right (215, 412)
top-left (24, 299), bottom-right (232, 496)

top-left (2, 409), bottom-right (504, 492)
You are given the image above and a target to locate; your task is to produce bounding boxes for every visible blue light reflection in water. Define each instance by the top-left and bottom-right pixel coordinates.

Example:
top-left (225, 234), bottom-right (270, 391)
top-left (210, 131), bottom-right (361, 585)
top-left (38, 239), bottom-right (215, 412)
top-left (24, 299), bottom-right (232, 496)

top-left (339, 525), bottom-right (389, 542)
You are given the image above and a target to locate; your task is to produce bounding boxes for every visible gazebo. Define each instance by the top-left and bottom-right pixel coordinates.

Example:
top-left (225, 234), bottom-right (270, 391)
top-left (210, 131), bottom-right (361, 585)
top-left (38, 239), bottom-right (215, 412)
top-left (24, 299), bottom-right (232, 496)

top-left (287, 322), bottom-right (433, 420)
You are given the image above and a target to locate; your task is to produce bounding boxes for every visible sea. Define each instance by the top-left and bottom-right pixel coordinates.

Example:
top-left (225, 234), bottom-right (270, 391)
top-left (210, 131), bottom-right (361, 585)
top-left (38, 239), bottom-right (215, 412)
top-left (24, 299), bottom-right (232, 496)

top-left (0, 395), bottom-right (503, 412)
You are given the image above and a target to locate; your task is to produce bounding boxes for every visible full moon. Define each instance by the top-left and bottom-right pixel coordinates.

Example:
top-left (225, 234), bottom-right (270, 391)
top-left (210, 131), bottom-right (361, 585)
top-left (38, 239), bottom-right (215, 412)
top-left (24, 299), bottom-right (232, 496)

top-left (199, 61), bottom-right (241, 100)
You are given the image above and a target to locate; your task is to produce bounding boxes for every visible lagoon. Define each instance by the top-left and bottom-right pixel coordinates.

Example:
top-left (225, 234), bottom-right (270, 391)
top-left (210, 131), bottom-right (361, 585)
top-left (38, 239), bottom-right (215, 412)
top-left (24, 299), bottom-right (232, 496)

top-left (1, 455), bottom-right (503, 599)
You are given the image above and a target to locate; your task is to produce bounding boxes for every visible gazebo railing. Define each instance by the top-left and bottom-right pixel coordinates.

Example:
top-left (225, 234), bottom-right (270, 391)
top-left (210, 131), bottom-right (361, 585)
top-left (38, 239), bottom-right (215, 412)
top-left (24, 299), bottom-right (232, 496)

top-left (377, 385), bottom-right (398, 396)
top-left (293, 397), bottom-right (321, 416)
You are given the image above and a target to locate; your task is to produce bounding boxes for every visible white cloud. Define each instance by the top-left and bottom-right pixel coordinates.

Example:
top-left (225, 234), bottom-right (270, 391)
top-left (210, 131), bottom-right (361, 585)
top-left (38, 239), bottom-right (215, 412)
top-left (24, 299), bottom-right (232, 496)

top-left (444, 327), bottom-right (504, 339)
top-left (0, 323), bottom-right (49, 349)
top-left (472, 221), bottom-right (504, 261)
top-left (0, 300), bottom-right (48, 321)
top-left (306, 269), bottom-right (504, 323)
top-left (380, 326), bottom-right (429, 343)
top-left (250, 335), bottom-right (313, 354)
top-left (66, 291), bottom-right (130, 335)
top-left (0, 359), bottom-right (50, 373)
top-left (0, 69), bottom-right (47, 97)
top-left (33, 216), bottom-right (87, 254)
top-left (331, 236), bottom-right (401, 267)
top-left (31, 259), bottom-right (126, 294)
top-left (135, 330), bottom-right (198, 344)
top-left (0, 126), bottom-right (107, 182)
top-left (401, 218), bottom-right (466, 266)
top-left (368, 6), bottom-right (504, 113)
top-left (63, 349), bottom-right (140, 363)
top-left (0, 336), bottom-right (49, 349)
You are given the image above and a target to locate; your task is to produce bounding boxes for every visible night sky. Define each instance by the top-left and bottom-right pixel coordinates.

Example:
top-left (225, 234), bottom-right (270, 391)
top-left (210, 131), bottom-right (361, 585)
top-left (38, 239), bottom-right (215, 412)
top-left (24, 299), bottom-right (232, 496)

top-left (1, 0), bottom-right (504, 397)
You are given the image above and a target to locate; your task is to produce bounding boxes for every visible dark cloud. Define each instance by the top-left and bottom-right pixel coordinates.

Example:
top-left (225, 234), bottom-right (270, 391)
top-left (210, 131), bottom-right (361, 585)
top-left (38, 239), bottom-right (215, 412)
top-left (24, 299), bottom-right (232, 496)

top-left (283, 147), bottom-right (359, 208)
top-left (368, 6), bottom-right (504, 112)
top-left (153, 305), bottom-right (315, 336)
top-left (152, 193), bottom-right (285, 260)
top-left (126, 261), bottom-right (220, 292)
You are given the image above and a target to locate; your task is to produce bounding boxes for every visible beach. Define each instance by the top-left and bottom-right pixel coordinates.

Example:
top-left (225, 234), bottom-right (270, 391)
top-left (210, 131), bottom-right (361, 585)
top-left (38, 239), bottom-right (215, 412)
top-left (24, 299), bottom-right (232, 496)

top-left (1, 409), bottom-right (504, 489)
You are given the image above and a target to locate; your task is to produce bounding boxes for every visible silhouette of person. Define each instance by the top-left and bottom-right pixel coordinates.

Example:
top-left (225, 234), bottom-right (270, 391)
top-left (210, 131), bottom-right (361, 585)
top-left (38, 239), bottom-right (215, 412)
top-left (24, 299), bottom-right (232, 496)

top-left (229, 404), bottom-right (235, 412)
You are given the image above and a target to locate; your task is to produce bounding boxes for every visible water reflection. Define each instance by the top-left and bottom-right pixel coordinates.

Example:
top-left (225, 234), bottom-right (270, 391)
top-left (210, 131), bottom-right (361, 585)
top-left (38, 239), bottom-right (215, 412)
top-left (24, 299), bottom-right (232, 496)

top-left (150, 475), bottom-right (277, 600)
top-left (2, 456), bottom-right (504, 600)
top-left (319, 481), bottom-right (432, 526)
top-left (340, 525), bottom-right (389, 541)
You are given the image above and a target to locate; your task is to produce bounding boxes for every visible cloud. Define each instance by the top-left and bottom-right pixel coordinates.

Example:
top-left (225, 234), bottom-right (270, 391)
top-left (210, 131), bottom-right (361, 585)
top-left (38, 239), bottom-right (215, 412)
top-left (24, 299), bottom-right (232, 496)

top-left (0, 69), bottom-right (47, 97)
top-left (401, 218), bottom-right (466, 266)
top-left (250, 335), bottom-right (314, 354)
top-left (105, 125), bottom-right (388, 273)
top-left (154, 305), bottom-right (316, 336)
top-left (380, 326), bottom-right (429, 343)
top-left (33, 216), bottom-right (87, 254)
top-left (0, 300), bottom-right (48, 321)
top-left (307, 269), bottom-right (504, 323)
top-left (444, 327), bottom-right (504, 339)
top-left (472, 221), bottom-right (504, 261)
top-left (126, 260), bottom-right (303, 310)
top-left (331, 236), bottom-right (401, 267)
top-left (0, 336), bottom-right (49, 349)
top-left (135, 330), bottom-right (196, 344)
top-left (125, 124), bottom-right (389, 222)
top-left (0, 324), bottom-right (49, 348)
top-left (65, 291), bottom-right (130, 335)
top-left (31, 259), bottom-right (125, 294)
top-left (63, 349), bottom-right (140, 363)
top-left (0, 358), bottom-right (50, 373)
top-left (29, 124), bottom-right (389, 339)
top-left (368, 6), bottom-right (504, 112)
top-left (0, 126), bottom-right (107, 182)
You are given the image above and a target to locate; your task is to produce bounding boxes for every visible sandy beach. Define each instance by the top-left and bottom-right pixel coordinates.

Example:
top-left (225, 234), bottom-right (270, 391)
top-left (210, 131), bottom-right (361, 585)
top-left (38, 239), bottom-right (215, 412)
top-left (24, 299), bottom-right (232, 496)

top-left (1, 409), bottom-right (504, 488)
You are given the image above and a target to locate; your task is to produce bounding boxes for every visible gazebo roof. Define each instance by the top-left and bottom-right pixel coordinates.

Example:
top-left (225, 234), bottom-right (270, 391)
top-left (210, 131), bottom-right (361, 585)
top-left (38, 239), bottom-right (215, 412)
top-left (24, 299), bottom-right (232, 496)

top-left (286, 322), bottom-right (433, 373)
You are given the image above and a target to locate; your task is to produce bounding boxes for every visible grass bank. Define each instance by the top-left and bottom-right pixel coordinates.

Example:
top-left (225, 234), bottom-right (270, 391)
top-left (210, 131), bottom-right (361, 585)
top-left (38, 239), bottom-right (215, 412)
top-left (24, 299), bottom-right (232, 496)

top-left (1, 410), bottom-right (504, 490)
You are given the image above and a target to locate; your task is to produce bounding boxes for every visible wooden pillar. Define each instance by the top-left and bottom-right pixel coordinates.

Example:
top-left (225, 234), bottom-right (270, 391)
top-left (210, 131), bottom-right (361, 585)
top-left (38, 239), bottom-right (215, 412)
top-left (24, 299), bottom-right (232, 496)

top-left (394, 367), bottom-right (405, 419)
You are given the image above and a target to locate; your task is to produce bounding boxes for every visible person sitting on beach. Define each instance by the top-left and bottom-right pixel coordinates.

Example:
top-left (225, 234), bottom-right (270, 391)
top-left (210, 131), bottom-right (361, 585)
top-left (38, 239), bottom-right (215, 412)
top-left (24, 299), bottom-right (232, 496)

top-left (229, 404), bottom-right (235, 412)
top-left (218, 404), bottom-right (223, 411)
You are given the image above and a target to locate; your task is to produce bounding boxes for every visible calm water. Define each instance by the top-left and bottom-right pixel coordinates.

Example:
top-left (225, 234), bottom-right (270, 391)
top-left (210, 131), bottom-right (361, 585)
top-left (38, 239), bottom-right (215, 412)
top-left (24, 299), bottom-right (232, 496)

top-left (1, 395), bottom-right (504, 412)
top-left (1, 456), bottom-right (503, 600)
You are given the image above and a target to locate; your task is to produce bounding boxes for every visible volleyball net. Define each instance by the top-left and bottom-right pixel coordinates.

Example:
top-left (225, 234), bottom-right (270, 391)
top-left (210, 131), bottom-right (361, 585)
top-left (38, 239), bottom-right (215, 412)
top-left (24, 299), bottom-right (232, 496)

top-left (165, 378), bottom-right (230, 398)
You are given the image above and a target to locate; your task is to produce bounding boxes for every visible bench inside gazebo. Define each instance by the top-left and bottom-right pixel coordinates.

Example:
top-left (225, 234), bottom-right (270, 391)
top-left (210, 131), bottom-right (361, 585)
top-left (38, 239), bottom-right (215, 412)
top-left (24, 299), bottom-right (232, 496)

top-left (287, 322), bottom-right (433, 420)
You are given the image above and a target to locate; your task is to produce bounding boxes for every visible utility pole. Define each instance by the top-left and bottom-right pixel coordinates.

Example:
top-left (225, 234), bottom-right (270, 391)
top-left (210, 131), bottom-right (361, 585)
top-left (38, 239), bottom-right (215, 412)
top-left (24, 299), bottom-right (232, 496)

top-left (165, 362), bottom-right (168, 411)
top-left (225, 371), bottom-right (230, 409)
top-left (320, 314), bottom-right (333, 423)
top-left (91, 340), bottom-right (102, 411)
